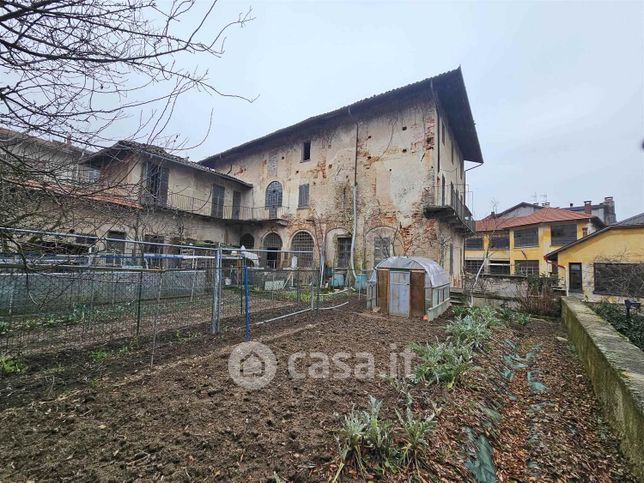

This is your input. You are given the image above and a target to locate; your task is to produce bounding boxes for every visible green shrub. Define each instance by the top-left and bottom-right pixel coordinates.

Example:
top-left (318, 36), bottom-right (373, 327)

top-left (0, 355), bottom-right (25, 376)
top-left (396, 406), bottom-right (435, 466)
top-left (335, 396), bottom-right (396, 479)
top-left (447, 315), bottom-right (492, 349)
top-left (409, 341), bottom-right (473, 387)
top-left (592, 302), bottom-right (644, 350)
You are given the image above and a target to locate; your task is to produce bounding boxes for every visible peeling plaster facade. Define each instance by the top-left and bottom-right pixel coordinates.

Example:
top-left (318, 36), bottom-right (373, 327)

top-left (203, 90), bottom-right (476, 287)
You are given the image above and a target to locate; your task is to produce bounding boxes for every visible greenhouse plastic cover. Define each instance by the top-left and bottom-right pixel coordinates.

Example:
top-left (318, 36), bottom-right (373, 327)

top-left (368, 256), bottom-right (450, 287)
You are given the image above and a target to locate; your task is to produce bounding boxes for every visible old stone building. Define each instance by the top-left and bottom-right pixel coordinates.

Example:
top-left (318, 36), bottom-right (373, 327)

top-left (2, 68), bottom-right (484, 287)
top-left (201, 67), bottom-right (483, 287)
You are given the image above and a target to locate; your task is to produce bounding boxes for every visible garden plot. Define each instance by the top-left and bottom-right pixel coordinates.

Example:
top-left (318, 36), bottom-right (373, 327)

top-left (0, 288), bottom-right (301, 357)
top-left (0, 304), bottom-right (635, 481)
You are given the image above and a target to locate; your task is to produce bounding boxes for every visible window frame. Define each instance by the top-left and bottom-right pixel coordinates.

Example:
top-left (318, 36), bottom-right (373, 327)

top-left (211, 184), bottom-right (225, 218)
top-left (336, 236), bottom-right (352, 269)
top-left (515, 260), bottom-right (539, 276)
top-left (298, 183), bottom-right (310, 208)
top-left (489, 233), bottom-right (510, 249)
top-left (465, 236), bottom-right (484, 250)
top-left (593, 262), bottom-right (644, 297)
top-left (550, 223), bottom-right (578, 246)
top-left (302, 140), bottom-right (311, 161)
top-left (513, 227), bottom-right (539, 248)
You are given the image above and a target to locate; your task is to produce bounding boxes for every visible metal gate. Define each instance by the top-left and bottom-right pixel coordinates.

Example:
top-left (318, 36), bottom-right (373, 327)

top-left (389, 270), bottom-right (410, 317)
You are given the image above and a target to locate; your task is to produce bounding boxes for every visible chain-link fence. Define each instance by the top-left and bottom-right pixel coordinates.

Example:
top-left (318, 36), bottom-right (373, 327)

top-left (0, 229), bottom-right (367, 363)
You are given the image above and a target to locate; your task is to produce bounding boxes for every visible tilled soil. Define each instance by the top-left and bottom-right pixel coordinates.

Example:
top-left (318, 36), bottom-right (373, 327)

top-left (0, 307), bottom-right (635, 481)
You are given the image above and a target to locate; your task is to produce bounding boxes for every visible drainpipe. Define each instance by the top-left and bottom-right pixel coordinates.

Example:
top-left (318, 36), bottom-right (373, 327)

top-left (347, 107), bottom-right (359, 282)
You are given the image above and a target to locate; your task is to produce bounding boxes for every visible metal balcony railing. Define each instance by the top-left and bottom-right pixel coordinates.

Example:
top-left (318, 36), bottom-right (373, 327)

top-left (141, 190), bottom-right (289, 221)
top-left (424, 183), bottom-right (475, 233)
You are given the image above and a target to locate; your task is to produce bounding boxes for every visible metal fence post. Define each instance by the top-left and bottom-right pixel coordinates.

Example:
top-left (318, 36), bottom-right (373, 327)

top-left (150, 270), bottom-right (164, 366)
top-left (210, 246), bottom-right (222, 334)
top-left (244, 264), bottom-right (250, 341)
top-left (136, 270), bottom-right (143, 337)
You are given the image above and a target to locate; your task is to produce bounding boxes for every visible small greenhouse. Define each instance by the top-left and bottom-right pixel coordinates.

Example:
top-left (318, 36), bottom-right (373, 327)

top-left (368, 256), bottom-right (450, 321)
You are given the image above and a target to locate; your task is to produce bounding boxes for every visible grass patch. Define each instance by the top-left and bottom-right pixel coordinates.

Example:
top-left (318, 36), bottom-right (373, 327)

top-left (89, 350), bottom-right (108, 363)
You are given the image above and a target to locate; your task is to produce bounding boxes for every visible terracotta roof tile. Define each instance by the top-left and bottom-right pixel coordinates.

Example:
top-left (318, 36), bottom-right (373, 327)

top-left (475, 207), bottom-right (597, 232)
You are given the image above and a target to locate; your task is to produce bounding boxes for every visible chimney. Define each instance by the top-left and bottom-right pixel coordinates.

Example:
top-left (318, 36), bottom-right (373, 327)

top-left (541, 202), bottom-right (550, 207)
top-left (490, 211), bottom-right (496, 218)
top-left (569, 203), bottom-right (573, 207)
top-left (584, 200), bottom-right (592, 215)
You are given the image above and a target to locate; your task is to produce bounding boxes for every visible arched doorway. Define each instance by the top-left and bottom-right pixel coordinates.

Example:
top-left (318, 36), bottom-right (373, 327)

top-left (240, 233), bottom-right (254, 249)
top-left (263, 232), bottom-right (282, 268)
top-left (290, 231), bottom-right (314, 267)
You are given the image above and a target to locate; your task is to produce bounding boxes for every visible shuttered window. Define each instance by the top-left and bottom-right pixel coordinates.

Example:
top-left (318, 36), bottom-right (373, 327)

top-left (211, 184), bottom-right (225, 218)
top-left (298, 184), bottom-right (309, 208)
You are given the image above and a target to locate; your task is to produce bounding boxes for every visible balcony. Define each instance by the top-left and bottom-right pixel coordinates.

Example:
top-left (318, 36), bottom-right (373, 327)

top-left (423, 184), bottom-right (475, 233)
top-left (141, 191), bottom-right (289, 222)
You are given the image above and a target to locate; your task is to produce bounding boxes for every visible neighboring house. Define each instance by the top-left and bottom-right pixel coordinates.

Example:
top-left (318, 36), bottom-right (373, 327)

top-left (545, 213), bottom-right (644, 302)
top-left (566, 197), bottom-right (617, 225)
top-left (201, 67), bottom-right (483, 287)
top-left (82, 141), bottom-right (255, 249)
top-left (484, 197), bottom-right (617, 225)
top-left (465, 207), bottom-right (604, 276)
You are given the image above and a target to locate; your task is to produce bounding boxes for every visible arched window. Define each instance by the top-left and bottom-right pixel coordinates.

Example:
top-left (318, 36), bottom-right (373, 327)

top-left (265, 181), bottom-right (283, 208)
top-left (290, 231), bottom-right (314, 267)
top-left (263, 232), bottom-right (283, 268)
top-left (240, 233), bottom-right (254, 249)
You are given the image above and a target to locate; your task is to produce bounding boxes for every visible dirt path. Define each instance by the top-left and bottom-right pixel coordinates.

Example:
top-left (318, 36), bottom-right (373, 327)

top-left (0, 309), bottom-right (635, 481)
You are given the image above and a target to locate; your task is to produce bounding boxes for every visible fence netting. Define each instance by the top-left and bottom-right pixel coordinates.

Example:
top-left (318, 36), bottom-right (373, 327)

top-left (0, 250), bottom-right (360, 364)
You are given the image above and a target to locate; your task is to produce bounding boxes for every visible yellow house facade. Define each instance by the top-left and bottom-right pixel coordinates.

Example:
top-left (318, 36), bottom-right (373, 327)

top-left (465, 207), bottom-right (603, 276)
top-left (546, 213), bottom-right (644, 302)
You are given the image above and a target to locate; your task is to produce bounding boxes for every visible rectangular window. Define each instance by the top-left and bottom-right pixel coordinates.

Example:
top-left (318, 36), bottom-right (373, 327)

top-left (336, 237), bottom-right (352, 268)
top-left (302, 141), bottom-right (311, 161)
top-left (105, 231), bottom-right (126, 266)
top-left (232, 191), bottom-right (241, 219)
top-left (594, 263), bottom-right (644, 297)
top-left (298, 183), bottom-right (310, 208)
top-left (551, 223), bottom-right (577, 246)
top-left (489, 260), bottom-right (511, 275)
top-left (77, 165), bottom-right (100, 184)
top-left (441, 121), bottom-right (445, 145)
top-left (373, 237), bottom-right (390, 266)
top-left (75, 233), bottom-right (96, 246)
top-left (464, 236), bottom-right (483, 250)
top-left (142, 161), bottom-right (169, 207)
top-left (143, 234), bottom-right (164, 268)
top-left (515, 260), bottom-right (539, 276)
top-left (211, 184), bottom-right (225, 218)
top-left (465, 259), bottom-right (483, 273)
top-left (514, 227), bottom-right (538, 248)
top-left (489, 233), bottom-right (509, 249)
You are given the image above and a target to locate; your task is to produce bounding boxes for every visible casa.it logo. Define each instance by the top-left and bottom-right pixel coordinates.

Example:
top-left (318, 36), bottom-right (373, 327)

top-left (228, 341), bottom-right (277, 390)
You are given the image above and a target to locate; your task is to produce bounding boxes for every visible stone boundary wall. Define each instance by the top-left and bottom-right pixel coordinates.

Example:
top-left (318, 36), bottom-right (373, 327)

top-left (561, 297), bottom-right (644, 480)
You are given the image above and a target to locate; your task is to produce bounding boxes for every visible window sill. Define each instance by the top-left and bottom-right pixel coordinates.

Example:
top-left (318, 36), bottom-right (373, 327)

top-left (297, 206), bottom-right (310, 210)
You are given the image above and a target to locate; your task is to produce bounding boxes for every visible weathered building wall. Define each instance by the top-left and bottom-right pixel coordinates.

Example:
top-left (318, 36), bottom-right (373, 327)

top-left (555, 228), bottom-right (644, 302)
top-left (212, 96), bottom-right (468, 286)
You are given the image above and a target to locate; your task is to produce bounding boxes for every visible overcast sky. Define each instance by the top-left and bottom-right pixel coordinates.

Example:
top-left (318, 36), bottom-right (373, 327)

top-left (137, 0), bottom-right (644, 220)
